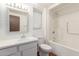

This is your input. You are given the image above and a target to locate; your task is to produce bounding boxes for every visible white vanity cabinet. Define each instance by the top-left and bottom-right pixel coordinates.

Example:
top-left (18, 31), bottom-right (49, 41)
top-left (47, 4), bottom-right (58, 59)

top-left (9, 52), bottom-right (21, 56)
top-left (0, 46), bottom-right (18, 56)
top-left (0, 39), bottom-right (37, 56)
top-left (19, 41), bottom-right (37, 56)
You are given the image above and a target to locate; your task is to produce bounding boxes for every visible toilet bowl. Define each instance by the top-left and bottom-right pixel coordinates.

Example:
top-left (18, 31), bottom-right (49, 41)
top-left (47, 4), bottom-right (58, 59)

top-left (39, 44), bottom-right (52, 56)
top-left (39, 44), bottom-right (52, 52)
top-left (38, 37), bottom-right (52, 56)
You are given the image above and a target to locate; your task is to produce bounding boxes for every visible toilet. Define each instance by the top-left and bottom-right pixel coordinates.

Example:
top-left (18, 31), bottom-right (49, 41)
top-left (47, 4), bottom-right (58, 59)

top-left (38, 37), bottom-right (52, 56)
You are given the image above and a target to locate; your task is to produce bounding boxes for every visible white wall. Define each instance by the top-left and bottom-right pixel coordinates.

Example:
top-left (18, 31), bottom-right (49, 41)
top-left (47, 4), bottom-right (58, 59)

top-left (0, 4), bottom-right (34, 40)
top-left (32, 8), bottom-right (48, 40)
top-left (42, 8), bottom-right (47, 39)
top-left (33, 9), bottom-right (43, 38)
top-left (0, 4), bottom-right (45, 41)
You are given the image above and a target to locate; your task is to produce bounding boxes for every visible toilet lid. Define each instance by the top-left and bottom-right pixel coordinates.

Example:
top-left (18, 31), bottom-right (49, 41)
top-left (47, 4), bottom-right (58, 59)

top-left (40, 44), bottom-right (52, 50)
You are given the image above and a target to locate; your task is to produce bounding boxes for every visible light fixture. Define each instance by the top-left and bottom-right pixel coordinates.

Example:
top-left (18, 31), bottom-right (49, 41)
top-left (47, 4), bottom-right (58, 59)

top-left (6, 3), bottom-right (29, 10)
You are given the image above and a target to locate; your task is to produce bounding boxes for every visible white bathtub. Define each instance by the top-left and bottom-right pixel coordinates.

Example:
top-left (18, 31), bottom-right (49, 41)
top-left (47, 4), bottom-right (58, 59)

top-left (47, 40), bottom-right (79, 56)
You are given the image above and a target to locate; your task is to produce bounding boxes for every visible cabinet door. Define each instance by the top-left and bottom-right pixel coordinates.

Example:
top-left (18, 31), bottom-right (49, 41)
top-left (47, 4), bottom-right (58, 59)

top-left (19, 42), bottom-right (37, 51)
top-left (0, 46), bottom-right (17, 56)
top-left (19, 42), bottom-right (37, 56)
top-left (22, 47), bottom-right (37, 56)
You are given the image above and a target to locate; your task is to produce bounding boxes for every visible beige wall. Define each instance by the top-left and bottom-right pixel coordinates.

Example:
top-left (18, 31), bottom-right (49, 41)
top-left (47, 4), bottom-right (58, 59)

top-left (48, 4), bottom-right (79, 49)
top-left (57, 11), bottom-right (79, 48)
top-left (49, 11), bottom-right (79, 47)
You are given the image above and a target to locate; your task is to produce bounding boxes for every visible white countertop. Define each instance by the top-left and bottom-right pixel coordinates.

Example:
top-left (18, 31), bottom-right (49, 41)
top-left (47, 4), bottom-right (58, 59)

top-left (0, 37), bottom-right (38, 49)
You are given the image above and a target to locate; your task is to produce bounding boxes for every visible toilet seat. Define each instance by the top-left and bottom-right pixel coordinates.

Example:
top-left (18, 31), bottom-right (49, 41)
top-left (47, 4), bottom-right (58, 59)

top-left (39, 44), bottom-right (52, 52)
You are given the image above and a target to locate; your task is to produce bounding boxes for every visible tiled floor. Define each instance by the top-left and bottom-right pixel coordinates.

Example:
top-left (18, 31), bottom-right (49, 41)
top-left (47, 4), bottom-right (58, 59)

top-left (37, 51), bottom-right (57, 56)
top-left (49, 52), bottom-right (57, 56)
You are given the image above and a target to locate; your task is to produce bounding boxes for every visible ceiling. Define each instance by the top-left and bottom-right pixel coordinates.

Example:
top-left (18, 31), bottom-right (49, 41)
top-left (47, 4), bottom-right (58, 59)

top-left (25, 3), bottom-right (54, 8)
top-left (35, 3), bottom-right (54, 8)
top-left (6, 3), bottom-right (54, 11)
top-left (24, 3), bottom-right (54, 11)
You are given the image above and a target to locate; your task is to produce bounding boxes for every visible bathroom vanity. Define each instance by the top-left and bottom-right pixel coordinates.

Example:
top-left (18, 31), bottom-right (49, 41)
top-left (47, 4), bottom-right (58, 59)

top-left (0, 37), bottom-right (38, 56)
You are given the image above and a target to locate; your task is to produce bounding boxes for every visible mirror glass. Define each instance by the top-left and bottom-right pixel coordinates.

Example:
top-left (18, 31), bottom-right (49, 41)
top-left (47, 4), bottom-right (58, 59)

top-left (9, 15), bottom-right (20, 32)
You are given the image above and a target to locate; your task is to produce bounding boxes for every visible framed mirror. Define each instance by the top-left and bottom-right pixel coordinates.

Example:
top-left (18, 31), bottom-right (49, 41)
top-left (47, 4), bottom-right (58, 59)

top-left (8, 7), bottom-right (29, 33)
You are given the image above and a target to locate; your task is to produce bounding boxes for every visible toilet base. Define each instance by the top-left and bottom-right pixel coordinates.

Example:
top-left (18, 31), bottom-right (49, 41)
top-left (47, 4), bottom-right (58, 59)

top-left (38, 44), bottom-right (52, 56)
top-left (40, 52), bottom-right (48, 56)
top-left (37, 51), bottom-right (40, 56)
top-left (39, 49), bottom-right (49, 56)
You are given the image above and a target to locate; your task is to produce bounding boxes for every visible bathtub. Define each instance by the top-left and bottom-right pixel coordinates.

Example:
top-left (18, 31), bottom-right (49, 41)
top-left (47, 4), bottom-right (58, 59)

top-left (47, 40), bottom-right (79, 56)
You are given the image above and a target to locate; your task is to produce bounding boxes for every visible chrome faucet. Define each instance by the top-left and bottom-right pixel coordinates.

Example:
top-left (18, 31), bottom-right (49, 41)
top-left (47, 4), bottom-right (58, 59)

top-left (21, 33), bottom-right (26, 38)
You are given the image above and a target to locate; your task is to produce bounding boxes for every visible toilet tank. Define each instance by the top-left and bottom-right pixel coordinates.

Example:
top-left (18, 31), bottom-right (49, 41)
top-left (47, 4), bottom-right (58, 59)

top-left (38, 37), bottom-right (45, 45)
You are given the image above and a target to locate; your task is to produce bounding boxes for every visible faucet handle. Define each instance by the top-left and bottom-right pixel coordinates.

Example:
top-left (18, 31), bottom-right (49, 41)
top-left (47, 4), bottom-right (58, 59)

top-left (21, 33), bottom-right (26, 38)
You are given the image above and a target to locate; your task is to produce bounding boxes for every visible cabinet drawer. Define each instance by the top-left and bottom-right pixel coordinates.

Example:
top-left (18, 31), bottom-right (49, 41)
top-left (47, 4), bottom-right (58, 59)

top-left (19, 42), bottom-right (37, 51)
top-left (0, 46), bottom-right (17, 56)
top-left (22, 47), bottom-right (37, 56)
